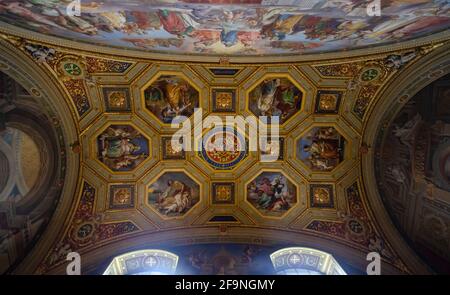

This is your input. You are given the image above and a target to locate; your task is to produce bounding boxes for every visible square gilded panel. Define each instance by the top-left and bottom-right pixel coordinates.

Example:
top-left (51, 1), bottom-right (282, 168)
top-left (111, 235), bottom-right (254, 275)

top-left (109, 184), bottom-right (135, 209)
top-left (309, 184), bottom-right (334, 208)
top-left (103, 87), bottom-right (131, 112)
top-left (161, 136), bottom-right (186, 160)
top-left (212, 88), bottom-right (236, 112)
top-left (314, 90), bottom-right (342, 114)
top-left (212, 182), bottom-right (235, 205)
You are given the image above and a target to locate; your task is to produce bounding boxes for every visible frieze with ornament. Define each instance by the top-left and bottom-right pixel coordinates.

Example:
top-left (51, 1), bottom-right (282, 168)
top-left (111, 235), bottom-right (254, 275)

top-left (305, 182), bottom-right (408, 272)
top-left (85, 57), bottom-right (133, 74)
top-left (62, 79), bottom-right (91, 117)
top-left (38, 181), bottom-right (139, 272)
top-left (314, 62), bottom-right (362, 78)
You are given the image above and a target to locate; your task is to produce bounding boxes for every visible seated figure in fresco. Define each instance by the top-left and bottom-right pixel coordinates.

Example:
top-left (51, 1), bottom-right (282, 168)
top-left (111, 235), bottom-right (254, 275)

top-left (219, 27), bottom-right (260, 48)
top-left (102, 137), bottom-right (140, 158)
top-left (302, 127), bottom-right (343, 171)
top-left (144, 75), bottom-right (198, 123)
top-left (164, 80), bottom-right (191, 115)
top-left (158, 180), bottom-right (192, 215)
top-left (98, 126), bottom-right (147, 170)
top-left (145, 78), bottom-right (193, 123)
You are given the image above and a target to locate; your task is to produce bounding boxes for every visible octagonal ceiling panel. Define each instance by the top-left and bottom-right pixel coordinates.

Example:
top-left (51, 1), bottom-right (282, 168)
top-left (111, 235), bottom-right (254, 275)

top-left (247, 77), bottom-right (303, 124)
top-left (246, 171), bottom-right (298, 217)
top-left (238, 163), bottom-right (308, 225)
top-left (133, 65), bottom-right (209, 133)
top-left (296, 126), bottom-right (346, 172)
top-left (81, 114), bottom-right (160, 182)
top-left (146, 171), bottom-right (201, 217)
top-left (97, 124), bottom-right (150, 172)
top-left (239, 67), bottom-right (314, 133)
top-left (286, 118), bottom-right (358, 182)
top-left (0, 1), bottom-right (449, 58)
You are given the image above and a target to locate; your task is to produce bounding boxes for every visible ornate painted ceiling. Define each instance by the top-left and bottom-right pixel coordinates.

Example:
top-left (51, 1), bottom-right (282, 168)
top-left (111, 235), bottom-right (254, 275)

top-left (0, 3), bottom-right (449, 274)
top-left (0, 0), bottom-right (449, 59)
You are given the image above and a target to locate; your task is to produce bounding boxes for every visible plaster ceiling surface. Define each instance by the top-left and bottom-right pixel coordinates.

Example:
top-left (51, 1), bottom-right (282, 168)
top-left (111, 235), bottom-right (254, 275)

top-left (0, 6), bottom-right (450, 274)
top-left (0, 0), bottom-right (449, 58)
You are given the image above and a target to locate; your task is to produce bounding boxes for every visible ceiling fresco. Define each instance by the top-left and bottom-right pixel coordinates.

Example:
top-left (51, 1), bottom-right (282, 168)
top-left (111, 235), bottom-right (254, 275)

top-left (0, 13), bottom-right (449, 274)
top-left (0, 0), bottom-right (449, 56)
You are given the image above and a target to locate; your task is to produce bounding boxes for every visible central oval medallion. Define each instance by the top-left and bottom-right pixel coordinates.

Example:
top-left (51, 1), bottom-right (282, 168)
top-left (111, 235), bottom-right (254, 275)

top-left (200, 126), bottom-right (247, 170)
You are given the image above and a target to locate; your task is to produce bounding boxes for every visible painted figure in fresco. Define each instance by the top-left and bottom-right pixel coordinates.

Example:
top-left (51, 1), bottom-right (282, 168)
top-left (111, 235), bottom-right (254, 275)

top-left (241, 245), bottom-right (258, 264)
top-left (251, 78), bottom-right (302, 123)
top-left (157, 9), bottom-right (198, 37)
top-left (247, 174), bottom-right (294, 213)
top-left (300, 127), bottom-right (344, 171)
top-left (0, 1), bottom-right (65, 30)
top-left (180, 244), bottom-right (270, 275)
top-left (392, 113), bottom-right (422, 147)
top-left (257, 79), bottom-right (280, 116)
top-left (122, 38), bottom-right (183, 49)
top-left (220, 28), bottom-right (259, 47)
top-left (161, 81), bottom-right (191, 119)
top-left (144, 76), bottom-right (199, 123)
top-left (261, 14), bottom-right (303, 40)
top-left (157, 179), bottom-right (192, 214)
top-left (98, 126), bottom-right (148, 171)
top-left (148, 173), bottom-right (200, 216)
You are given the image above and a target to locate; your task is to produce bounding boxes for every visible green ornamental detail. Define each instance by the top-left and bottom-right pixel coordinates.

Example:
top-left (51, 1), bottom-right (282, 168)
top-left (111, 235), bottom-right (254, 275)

top-left (64, 63), bottom-right (82, 76)
top-left (361, 68), bottom-right (379, 81)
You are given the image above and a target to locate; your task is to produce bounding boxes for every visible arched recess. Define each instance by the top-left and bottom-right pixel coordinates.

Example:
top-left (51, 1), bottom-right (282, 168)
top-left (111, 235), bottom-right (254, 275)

top-left (42, 227), bottom-right (404, 275)
top-left (3, 110), bottom-right (57, 212)
top-left (0, 38), bottom-right (80, 274)
top-left (361, 42), bottom-right (450, 274)
top-left (270, 247), bottom-right (346, 275)
top-left (103, 249), bottom-right (179, 275)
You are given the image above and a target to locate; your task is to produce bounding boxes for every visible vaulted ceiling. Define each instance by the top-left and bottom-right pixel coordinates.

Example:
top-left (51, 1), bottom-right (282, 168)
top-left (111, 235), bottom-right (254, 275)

top-left (0, 0), bottom-right (449, 275)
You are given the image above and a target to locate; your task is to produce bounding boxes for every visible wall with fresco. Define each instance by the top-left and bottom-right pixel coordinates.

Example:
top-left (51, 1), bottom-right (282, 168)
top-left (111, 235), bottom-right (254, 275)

top-left (0, 1), bottom-right (449, 56)
top-left (0, 71), bottom-right (64, 274)
top-left (375, 73), bottom-right (450, 273)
